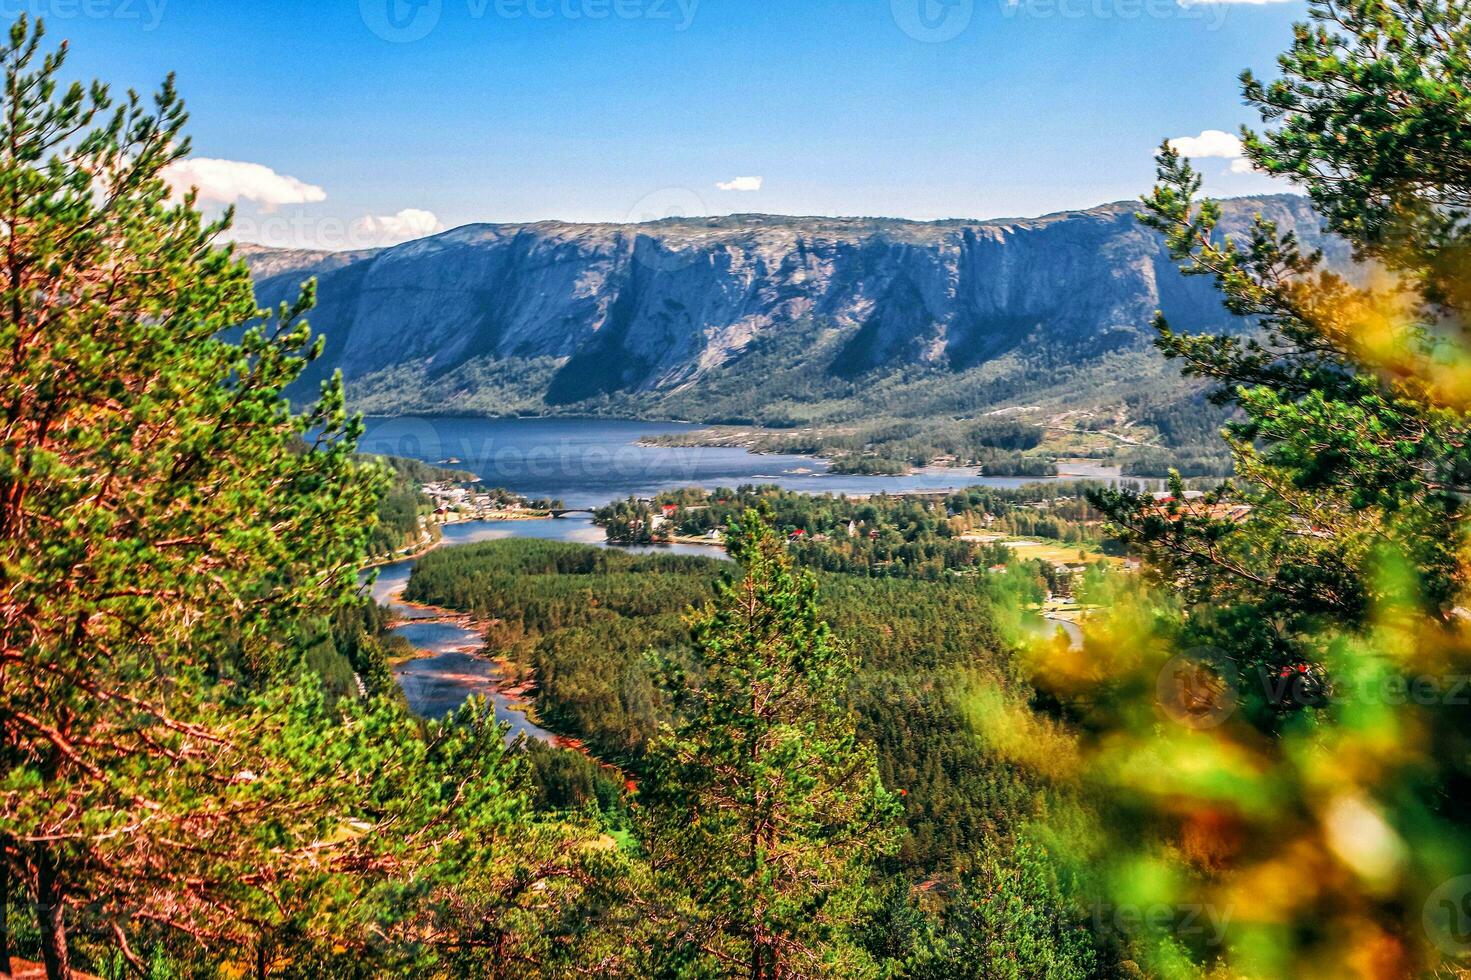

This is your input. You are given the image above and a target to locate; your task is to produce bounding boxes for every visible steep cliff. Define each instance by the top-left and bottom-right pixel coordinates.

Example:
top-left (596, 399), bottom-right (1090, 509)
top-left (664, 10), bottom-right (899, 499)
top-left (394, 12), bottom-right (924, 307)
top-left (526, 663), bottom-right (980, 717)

top-left (246, 196), bottom-right (1341, 424)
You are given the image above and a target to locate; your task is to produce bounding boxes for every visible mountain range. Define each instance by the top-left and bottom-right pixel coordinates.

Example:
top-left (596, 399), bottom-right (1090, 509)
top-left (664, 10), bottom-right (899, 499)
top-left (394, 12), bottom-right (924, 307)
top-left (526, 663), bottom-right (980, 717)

top-left (244, 195), bottom-right (1343, 445)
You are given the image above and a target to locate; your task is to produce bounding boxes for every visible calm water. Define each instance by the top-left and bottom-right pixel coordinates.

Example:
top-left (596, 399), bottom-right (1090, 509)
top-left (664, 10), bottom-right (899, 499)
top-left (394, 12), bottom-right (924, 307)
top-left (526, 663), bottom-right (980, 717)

top-left (382, 610), bottom-right (555, 740)
top-left (391, 616), bottom-right (554, 743)
top-left (429, 513), bottom-right (726, 559)
top-left (357, 416), bottom-right (1106, 510)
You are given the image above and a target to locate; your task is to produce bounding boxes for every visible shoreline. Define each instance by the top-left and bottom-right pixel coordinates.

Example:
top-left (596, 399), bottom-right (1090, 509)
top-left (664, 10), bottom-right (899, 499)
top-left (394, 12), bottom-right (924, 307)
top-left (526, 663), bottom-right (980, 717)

top-left (371, 529), bottom-right (581, 749)
top-left (608, 533), bottom-right (729, 552)
top-left (385, 583), bottom-right (571, 745)
top-left (633, 429), bottom-right (1124, 481)
top-left (361, 510), bottom-right (555, 570)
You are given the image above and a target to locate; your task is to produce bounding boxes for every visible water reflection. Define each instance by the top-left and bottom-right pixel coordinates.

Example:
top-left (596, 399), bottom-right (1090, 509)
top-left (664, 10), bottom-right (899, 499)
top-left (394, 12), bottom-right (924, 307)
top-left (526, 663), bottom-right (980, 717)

top-left (370, 514), bottom-right (722, 736)
top-left (394, 650), bottom-right (553, 744)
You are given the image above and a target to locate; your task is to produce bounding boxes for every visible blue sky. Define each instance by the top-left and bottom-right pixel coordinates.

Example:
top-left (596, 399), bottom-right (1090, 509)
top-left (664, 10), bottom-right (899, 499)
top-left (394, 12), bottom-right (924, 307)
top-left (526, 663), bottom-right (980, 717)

top-left (51, 0), bottom-right (1304, 246)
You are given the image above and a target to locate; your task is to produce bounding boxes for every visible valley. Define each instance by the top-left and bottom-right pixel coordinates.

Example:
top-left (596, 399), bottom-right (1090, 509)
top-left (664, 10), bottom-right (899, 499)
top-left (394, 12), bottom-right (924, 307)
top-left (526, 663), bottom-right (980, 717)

top-left (12, 0), bottom-right (1463, 972)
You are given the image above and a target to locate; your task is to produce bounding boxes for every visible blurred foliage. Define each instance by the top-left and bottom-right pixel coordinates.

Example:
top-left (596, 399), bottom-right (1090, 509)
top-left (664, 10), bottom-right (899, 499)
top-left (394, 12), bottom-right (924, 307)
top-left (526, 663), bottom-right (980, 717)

top-left (1062, 0), bottom-right (1471, 976)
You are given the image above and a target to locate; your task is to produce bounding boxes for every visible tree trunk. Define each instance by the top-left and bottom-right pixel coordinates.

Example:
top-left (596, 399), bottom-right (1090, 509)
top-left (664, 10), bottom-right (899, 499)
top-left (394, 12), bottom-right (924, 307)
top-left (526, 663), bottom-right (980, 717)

top-left (1, 855), bottom-right (12, 977)
top-left (34, 846), bottom-right (70, 980)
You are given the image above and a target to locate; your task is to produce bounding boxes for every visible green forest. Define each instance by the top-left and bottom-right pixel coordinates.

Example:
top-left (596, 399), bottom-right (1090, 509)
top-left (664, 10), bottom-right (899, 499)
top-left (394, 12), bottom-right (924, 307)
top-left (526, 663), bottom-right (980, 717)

top-left (644, 417), bottom-right (1066, 477)
top-left (594, 483), bottom-right (1116, 579)
top-left (360, 455), bottom-right (473, 560)
top-left (7, 0), bottom-right (1471, 977)
top-left (639, 397), bottom-right (1228, 478)
top-left (402, 537), bottom-right (1055, 876)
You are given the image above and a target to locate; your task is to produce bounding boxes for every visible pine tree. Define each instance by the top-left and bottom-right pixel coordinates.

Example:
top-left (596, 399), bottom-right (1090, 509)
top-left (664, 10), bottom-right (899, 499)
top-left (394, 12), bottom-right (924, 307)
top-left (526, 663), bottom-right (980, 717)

top-left (1089, 0), bottom-right (1471, 688)
top-left (0, 14), bottom-right (390, 972)
top-left (1068, 0), bottom-right (1471, 973)
top-left (912, 841), bottom-right (1098, 980)
top-left (638, 511), bottom-right (900, 980)
top-left (0, 18), bottom-right (613, 977)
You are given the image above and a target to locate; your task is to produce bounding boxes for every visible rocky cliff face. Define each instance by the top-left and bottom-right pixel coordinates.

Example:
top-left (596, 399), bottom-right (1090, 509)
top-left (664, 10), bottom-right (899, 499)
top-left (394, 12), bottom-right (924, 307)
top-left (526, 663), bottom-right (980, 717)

top-left (246, 196), bottom-right (1342, 418)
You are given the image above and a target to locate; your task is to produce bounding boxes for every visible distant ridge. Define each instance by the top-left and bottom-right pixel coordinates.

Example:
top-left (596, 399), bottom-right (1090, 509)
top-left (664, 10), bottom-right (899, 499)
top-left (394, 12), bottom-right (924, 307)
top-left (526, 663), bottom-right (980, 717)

top-left (244, 195), bottom-right (1343, 429)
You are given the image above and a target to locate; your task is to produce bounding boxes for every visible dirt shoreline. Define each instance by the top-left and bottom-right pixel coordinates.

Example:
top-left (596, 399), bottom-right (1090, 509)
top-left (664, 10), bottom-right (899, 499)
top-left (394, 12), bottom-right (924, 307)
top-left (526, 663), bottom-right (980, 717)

top-left (376, 542), bottom-right (586, 751)
top-left (636, 430), bottom-right (1123, 481)
top-left (386, 587), bottom-right (539, 713)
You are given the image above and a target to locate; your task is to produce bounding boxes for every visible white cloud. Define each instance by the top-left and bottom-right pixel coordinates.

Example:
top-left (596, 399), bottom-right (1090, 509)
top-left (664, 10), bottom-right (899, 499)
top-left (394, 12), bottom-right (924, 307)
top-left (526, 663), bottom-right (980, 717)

top-left (1167, 129), bottom-right (1268, 177)
top-left (716, 176), bottom-right (763, 192)
top-left (1167, 129), bottom-right (1244, 160)
top-left (350, 208), bottom-right (445, 245)
top-left (162, 158), bottom-right (327, 210)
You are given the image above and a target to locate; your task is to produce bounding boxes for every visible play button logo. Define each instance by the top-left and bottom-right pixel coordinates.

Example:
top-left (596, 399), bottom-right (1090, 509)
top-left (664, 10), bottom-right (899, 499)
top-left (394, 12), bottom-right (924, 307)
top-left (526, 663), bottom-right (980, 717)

top-left (361, 0), bottom-right (443, 43)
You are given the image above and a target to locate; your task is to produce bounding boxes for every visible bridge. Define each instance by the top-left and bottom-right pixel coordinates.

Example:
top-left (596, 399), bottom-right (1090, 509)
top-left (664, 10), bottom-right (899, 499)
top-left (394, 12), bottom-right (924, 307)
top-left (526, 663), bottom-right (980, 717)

top-left (548, 509), bottom-right (595, 519)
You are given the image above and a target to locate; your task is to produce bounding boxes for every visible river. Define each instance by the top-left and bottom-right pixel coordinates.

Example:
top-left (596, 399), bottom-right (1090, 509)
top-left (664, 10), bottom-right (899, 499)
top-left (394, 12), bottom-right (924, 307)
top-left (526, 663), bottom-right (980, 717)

top-left (368, 515), bottom-right (731, 738)
top-left (361, 416), bottom-right (1115, 733)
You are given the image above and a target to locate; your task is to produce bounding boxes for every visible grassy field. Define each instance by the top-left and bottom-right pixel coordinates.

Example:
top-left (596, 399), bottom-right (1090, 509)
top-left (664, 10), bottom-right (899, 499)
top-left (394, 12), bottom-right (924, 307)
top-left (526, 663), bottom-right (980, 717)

top-left (962, 533), bottom-right (1126, 567)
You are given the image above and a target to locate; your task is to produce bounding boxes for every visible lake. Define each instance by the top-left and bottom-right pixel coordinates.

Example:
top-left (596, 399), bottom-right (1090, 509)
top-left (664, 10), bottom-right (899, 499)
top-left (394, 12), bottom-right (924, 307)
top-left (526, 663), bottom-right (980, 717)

top-left (357, 415), bottom-right (1113, 510)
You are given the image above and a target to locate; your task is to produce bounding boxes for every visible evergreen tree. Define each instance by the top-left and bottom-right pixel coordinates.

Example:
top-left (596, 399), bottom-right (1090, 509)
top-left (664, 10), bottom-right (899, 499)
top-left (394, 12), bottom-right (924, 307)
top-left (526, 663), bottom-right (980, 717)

top-left (911, 842), bottom-right (1098, 980)
top-left (1090, 0), bottom-right (1471, 693)
top-left (1067, 0), bottom-right (1471, 974)
top-left (638, 511), bottom-right (900, 980)
top-left (0, 14), bottom-right (366, 970)
top-left (0, 19), bottom-right (610, 977)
